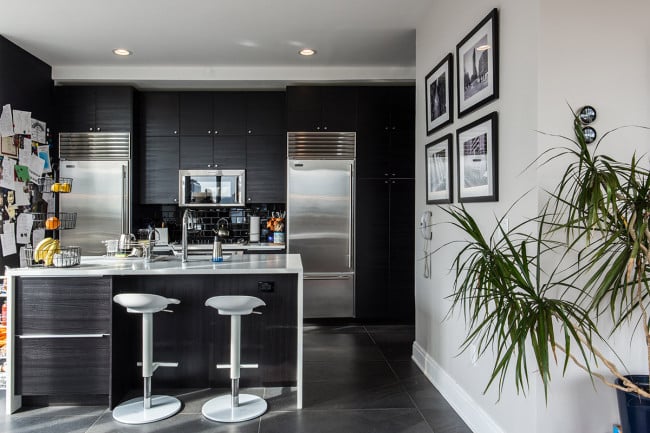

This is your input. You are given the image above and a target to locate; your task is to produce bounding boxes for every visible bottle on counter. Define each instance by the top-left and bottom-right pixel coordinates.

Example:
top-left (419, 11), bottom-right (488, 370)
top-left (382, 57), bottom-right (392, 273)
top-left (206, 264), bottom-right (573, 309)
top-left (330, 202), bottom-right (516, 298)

top-left (211, 236), bottom-right (223, 262)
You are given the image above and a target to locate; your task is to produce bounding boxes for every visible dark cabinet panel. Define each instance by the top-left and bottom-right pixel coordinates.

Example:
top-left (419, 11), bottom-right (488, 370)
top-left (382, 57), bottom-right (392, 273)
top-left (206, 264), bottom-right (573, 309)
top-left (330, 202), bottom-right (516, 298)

top-left (179, 136), bottom-right (213, 169)
top-left (287, 86), bottom-right (357, 131)
top-left (214, 135), bottom-right (246, 168)
top-left (213, 92), bottom-right (247, 135)
top-left (246, 135), bottom-right (286, 203)
top-left (355, 178), bottom-right (414, 321)
top-left (56, 86), bottom-right (133, 132)
top-left (246, 92), bottom-right (286, 135)
top-left (356, 86), bottom-right (415, 179)
top-left (141, 136), bottom-right (179, 204)
top-left (142, 92), bottom-right (179, 136)
top-left (179, 92), bottom-right (213, 136)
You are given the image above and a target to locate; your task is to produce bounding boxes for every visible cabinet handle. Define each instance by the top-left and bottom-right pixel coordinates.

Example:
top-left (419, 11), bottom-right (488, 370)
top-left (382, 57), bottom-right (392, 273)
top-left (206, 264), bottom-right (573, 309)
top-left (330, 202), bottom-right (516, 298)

top-left (207, 164), bottom-right (212, 168)
top-left (208, 130), bottom-right (212, 134)
top-left (385, 126), bottom-right (389, 130)
top-left (173, 198), bottom-right (178, 203)
top-left (173, 130), bottom-right (178, 135)
top-left (96, 127), bottom-right (101, 132)
top-left (391, 180), bottom-right (395, 184)
top-left (392, 126), bottom-right (396, 130)
top-left (323, 126), bottom-right (328, 130)
top-left (248, 130), bottom-right (252, 134)
top-left (391, 173), bottom-right (396, 176)
top-left (316, 126), bottom-right (321, 130)
top-left (248, 197), bottom-right (252, 201)
top-left (384, 173), bottom-right (388, 176)
top-left (89, 127), bottom-right (94, 132)
top-left (18, 333), bottom-right (110, 339)
top-left (214, 130), bottom-right (219, 135)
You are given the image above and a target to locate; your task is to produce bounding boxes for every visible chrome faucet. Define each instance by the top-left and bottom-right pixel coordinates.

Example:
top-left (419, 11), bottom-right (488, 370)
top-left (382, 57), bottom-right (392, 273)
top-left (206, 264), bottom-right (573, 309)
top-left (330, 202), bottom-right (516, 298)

top-left (182, 209), bottom-right (191, 263)
top-left (143, 227), bottom-right (158, 261)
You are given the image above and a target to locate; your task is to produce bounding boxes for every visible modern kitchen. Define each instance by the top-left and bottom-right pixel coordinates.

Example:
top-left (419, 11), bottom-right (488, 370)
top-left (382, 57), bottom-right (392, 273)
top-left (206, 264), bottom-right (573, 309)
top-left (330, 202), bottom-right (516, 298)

top-left (0, 1), bottom-right (437, 432)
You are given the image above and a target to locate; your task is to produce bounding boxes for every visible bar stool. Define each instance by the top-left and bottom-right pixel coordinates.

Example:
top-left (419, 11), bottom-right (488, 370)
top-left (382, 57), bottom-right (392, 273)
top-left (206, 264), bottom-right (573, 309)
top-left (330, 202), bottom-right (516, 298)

top-left (202, 295), bottom-right (267, 423)
top-left (112, 293), bottom-right (182, 425)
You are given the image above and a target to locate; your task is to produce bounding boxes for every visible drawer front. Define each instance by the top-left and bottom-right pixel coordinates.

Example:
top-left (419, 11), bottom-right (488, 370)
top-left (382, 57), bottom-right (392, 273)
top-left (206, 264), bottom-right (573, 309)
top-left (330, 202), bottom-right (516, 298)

top-left (16, 336), bottom-right (110, 395)
top-left (16, 277), bottom-right (111, 334)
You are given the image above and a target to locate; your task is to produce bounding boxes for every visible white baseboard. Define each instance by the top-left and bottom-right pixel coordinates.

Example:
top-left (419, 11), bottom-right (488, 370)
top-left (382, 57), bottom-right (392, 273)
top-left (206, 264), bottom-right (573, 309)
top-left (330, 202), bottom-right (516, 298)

top-left (412, 342), bottom-right (505, 433)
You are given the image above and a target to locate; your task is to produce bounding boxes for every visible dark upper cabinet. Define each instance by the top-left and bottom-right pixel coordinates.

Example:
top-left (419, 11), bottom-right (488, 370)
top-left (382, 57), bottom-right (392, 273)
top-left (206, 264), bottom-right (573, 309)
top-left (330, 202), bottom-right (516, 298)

top-left (179, 135), bottom-right (246, 169)
top-left (179, 92), bottom-right (213, 136)
top-left (287, 86), bottom-right (357, 132)
top-left (214, 92), bottom-right (247, 135)
top-left (246, 135), bottom-right (286, 203)
top-left (56, 86), bottom-right (133, 132)
top-left (356, 86), bottom-right (415, 179)
top-left (246, 92), bottom-right (286, 135)
top-left (141, 136), bottom-right (179, 204)
top-left (141, 92), bottom-right (179, 136)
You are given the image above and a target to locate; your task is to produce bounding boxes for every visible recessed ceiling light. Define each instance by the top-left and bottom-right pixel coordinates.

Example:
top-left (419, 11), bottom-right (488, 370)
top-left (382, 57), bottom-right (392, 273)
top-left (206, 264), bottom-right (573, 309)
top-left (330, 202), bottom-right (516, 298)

top-left (476, 45), bottom-right (491, 51)
top-left (112, 48), bottom-right (132, 56)
top-left (299, 49), bottom-right (316, 56)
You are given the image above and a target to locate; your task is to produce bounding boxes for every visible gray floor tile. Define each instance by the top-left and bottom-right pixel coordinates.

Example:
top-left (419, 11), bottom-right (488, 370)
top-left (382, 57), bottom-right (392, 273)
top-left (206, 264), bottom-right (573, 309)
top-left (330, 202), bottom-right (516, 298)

top-left (259, 408), bottom-right (433, 433)
top-left (389, 359), bottom-right (426, 380)
top-left (303, 380), bottom-right (414, 410)
top-left (0, 414), bottom-right (99, 433)
top-left (304, 360), bottom-right (398, 384)
top-left (303, 324), bottom-right (366, 334)
top-left (87, 411), bottom-right (260, 433)
top-left (304, 333), bottom-right (384, 362)
top-left (2, 405), bottom-right (107, 419)
top-left (419, 407), bottom-right (474, 433)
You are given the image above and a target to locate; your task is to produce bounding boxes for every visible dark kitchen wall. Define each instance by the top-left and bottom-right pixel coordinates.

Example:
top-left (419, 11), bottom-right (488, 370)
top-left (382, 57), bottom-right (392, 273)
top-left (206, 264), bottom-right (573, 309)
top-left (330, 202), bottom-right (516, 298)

top-left (0, 35), bottom-right (54, 269)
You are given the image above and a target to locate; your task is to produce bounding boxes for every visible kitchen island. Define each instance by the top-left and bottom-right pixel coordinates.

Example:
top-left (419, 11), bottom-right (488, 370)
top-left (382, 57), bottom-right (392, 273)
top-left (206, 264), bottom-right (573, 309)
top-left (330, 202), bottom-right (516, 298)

top-left (4, 254), bottom-right (303, 414)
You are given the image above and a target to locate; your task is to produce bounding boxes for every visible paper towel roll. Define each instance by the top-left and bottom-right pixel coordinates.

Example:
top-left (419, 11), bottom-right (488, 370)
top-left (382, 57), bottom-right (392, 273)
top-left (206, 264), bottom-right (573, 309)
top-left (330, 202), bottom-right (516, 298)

top-left (249, 216), bottom-right (260, 242)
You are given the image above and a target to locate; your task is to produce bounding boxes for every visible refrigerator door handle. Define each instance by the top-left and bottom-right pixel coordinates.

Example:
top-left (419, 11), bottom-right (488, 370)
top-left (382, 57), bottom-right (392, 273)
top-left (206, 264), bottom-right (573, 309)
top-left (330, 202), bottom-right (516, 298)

top-left (304, 274), bottom-right (353, 280)
top-left (121, 164), bottom-right (127, 233)
top-left (348, 163), bottom-right (353, 269)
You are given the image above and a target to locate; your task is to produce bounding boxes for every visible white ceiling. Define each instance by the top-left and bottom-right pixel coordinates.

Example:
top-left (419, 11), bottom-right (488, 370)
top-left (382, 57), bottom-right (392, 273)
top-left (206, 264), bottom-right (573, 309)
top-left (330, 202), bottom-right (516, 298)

top-left (0, 0), bottom-right (431, 89)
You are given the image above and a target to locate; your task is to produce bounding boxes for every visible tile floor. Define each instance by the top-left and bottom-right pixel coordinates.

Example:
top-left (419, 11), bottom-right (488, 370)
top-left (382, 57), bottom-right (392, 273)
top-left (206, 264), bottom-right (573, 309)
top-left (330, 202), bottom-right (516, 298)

top-left (0, 324), bottom-right (472, 433)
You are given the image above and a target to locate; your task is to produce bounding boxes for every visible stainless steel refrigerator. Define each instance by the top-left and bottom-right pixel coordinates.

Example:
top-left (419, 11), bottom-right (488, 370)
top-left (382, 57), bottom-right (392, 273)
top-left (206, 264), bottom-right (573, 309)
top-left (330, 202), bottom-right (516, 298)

top-left (58, 132), bottom-right (131, 256)
top-left (287, 132), bottom-right (355, 318)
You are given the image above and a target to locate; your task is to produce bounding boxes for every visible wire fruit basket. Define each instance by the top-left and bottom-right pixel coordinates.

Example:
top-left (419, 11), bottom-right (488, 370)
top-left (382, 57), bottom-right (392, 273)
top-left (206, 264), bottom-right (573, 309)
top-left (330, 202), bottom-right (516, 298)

top-left (22, 245), bottom-right (81, 268)
top-left (36, 177), bottom-right (73, 193)
top-left (31, 212), bottom-right (77, 230)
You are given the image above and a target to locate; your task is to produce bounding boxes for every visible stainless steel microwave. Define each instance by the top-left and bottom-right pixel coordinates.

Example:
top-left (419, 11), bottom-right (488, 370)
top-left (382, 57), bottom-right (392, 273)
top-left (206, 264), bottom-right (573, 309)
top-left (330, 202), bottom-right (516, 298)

top-left (179, 169), bottom-right (246, 207)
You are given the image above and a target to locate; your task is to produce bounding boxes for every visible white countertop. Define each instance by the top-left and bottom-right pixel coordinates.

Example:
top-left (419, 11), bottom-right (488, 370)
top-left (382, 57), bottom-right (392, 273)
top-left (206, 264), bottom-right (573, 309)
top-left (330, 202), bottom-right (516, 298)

top-left (6, 253), bottom-right (303, 277)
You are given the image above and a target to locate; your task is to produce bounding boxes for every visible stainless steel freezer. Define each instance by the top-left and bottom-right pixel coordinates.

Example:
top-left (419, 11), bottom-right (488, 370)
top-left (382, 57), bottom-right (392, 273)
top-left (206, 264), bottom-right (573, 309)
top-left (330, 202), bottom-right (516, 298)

top-left (58, 133), bottom-right (131, 256)
top-left (287, 132), bottom-right (355, 318)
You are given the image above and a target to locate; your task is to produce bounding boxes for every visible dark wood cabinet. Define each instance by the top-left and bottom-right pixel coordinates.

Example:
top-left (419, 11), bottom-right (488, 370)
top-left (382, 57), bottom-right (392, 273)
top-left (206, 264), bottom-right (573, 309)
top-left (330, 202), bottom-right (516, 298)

top-left (357, 86), bottom-right (415, 179)
top-left (287, 86), bottom-right (357, 131)
top-left (246, 135), bottom-right (286, 203)
top-left (355, 178), bottom-right (414, 321)
top-left (56, 86), bottom-right (134, 132)
top-left (141, 92), bottom-right (179, 136)
top-left (179, 92), bottom-right (213, 136)
top-left (141, 136), bottom-right (179, 204)
top-left (179, 135), bottom-right (246, 169)
top-left (14, 277), bottom-right (112, 397)
top-left (214, 92), bottom-right (247, 135)
top-left (246, 92), bottom-right (286, 135)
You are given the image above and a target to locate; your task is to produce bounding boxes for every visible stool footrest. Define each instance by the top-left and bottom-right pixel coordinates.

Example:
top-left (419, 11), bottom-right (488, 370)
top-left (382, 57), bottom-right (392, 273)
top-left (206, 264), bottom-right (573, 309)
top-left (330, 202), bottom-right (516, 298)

top-left (216, 363), bottom-right (258, 369)
top-left (137, 361), bottom-right (179, 373)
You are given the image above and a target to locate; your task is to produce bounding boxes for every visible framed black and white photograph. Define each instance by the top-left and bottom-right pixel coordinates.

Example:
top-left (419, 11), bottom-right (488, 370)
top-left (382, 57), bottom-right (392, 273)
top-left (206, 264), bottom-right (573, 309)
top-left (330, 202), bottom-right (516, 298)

top-left (425, 53), bottom-right (453, 135)
top-left (425, 134), bottom-right (453, 204)
top-left (456, 8), bottom-right (499, 117)
top-left (456, 112), bottom-right (498, 202)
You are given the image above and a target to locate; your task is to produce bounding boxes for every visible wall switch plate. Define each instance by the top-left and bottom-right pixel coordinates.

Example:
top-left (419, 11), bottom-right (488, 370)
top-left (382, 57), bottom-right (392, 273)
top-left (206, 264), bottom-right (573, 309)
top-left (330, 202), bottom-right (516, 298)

top-left (258, 281), bottom-right (274, 292)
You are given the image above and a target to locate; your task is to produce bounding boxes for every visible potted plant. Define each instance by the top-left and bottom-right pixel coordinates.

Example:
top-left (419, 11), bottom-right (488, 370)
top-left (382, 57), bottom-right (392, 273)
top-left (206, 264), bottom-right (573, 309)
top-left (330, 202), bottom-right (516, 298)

top-left (440, 117), bottom-right (650, 433)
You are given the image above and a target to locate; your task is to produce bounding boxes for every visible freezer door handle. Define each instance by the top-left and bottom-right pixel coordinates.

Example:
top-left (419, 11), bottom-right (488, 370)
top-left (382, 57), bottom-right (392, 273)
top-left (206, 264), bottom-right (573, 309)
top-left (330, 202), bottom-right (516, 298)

top-left (304, 275), bottom-right (353, 280)
top-left (121, 164), bottom-right (127, 233)
top-left (348, 162), bottom-right (354, 269)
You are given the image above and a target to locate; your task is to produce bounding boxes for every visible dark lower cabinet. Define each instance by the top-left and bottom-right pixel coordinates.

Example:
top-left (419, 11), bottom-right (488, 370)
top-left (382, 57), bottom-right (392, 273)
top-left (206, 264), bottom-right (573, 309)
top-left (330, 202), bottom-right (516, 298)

top-left (355, 178), bottom-right (414, 321)
top-left (14, 277), bottom-right (112, 399)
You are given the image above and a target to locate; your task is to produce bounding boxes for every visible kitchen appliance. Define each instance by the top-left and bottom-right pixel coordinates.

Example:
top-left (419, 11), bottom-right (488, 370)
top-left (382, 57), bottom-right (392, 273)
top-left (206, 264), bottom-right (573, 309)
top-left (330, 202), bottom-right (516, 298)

top-left (58, 132), bottom-right (131, 256)
top-left (249, 216), bottom-right (260, 242)
top-left (179, 169), bottom-right (245, 207)
top-left (287, 131), bottom-right (355, 318)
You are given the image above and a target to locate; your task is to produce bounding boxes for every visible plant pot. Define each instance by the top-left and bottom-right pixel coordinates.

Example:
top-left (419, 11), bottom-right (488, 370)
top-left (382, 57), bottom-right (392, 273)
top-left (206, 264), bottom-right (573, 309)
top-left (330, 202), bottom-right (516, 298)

top-left (616, 375), bottom-right (650, 433)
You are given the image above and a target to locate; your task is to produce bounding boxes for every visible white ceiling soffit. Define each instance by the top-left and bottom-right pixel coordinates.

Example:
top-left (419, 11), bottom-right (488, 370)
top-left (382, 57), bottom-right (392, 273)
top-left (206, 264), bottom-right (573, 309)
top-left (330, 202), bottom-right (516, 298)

top-left (0, 0), bottom-right (431, 89)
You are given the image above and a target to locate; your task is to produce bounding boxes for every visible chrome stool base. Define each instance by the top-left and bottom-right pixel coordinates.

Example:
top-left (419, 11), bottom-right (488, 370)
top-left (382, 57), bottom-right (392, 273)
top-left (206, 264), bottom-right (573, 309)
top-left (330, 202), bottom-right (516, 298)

top-left (202, 393), bottom-right (267, 423)
top-left (113, 395), bottom-right (181, 425)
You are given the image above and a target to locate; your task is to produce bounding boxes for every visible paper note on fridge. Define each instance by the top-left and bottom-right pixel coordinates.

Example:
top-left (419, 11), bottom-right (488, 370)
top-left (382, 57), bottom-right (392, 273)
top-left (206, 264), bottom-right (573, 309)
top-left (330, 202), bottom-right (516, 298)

top-left (12, 110), bottom-right (31, 135)
top-left (1, 221), bottom-right (16, 256)
top-left (0, 104), bottom-right (13, 136)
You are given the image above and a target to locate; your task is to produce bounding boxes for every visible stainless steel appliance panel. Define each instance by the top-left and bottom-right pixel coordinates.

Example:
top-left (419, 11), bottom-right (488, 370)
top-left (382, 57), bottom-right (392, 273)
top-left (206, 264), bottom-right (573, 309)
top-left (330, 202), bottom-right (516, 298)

top-left (287, 160), bottom-right (354, 273)
top-left (303, 273), bottom-right (355, 317)
top-left (59, 160), bottom-right (129, 255)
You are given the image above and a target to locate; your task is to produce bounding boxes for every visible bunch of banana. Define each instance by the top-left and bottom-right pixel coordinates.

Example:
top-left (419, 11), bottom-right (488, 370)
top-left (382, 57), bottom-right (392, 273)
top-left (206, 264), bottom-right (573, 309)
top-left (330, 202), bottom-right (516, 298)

top-left (34, 238), bottom-right (61, 266)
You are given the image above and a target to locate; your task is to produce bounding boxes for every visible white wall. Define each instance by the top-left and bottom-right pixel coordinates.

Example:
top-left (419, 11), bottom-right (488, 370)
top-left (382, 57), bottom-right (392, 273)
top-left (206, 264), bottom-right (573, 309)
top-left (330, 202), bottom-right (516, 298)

top-left (415, 0), bottom-right (650, 432)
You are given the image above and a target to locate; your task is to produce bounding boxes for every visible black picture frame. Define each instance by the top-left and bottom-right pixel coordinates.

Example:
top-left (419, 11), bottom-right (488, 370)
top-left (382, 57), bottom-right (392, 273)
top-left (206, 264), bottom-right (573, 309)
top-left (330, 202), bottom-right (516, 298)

top-left (425, 53), bottom-right (453, 135)
top-left (456, 112), bottom-right (498, 202)
top-left (456, 8), bottom-right (499, 117)
top-left (425, 134), bottom-right (453, 204)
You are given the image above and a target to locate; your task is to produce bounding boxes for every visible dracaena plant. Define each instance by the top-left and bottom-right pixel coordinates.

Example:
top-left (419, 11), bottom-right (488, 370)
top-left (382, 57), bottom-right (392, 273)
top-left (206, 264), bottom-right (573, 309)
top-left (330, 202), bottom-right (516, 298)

top-left (442, 117), bottom-right (650, 400)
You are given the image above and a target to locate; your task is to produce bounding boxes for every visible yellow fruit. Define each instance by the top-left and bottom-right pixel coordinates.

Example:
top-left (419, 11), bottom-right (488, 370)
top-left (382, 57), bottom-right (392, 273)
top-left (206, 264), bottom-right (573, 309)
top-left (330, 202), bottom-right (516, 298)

top-left (51, 183), bottom-right (60, 192)
top-left (61, 183), bottom-right (71, 193)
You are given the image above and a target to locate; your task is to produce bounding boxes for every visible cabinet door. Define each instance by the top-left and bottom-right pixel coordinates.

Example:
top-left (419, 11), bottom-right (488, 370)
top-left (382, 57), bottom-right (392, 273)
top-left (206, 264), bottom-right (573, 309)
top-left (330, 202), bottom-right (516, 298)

top-left (389, 86), bottom-right (415, 131)
top-left (286, 86), bottom-right (321, 131)
top-left (213, 135), bottom-right (246, 169)
top-left (355, 179), bottom-right (390, 319)
top-left (246, 135), bottom-right (286, 203)
top-left (141, 136), bottom-right (179, 204)
top-left (356, 128), bottom-right (390, 179)
top-left (389, 128), bottom-right (415, 178)
top-left (142, 92), bottom-right (179, 136)
top-left (56, 86), bottom-right (95, 132)
top-left (246, 92), bottom-right (286, 135)
top-left (179, 92), bottom-right (213, 136)
top-left (321, 86), bottom-right (357, 131)
top-left (388, 179), bottom-right (415, 321)
top-left (213, 92), bottom-right (247, 135)
top-left (179, 136), bottom-right (213, 169)
top-left (357, 87), bottom-right (390, 132)
top-left (94, 86), bottom-right (133, 132)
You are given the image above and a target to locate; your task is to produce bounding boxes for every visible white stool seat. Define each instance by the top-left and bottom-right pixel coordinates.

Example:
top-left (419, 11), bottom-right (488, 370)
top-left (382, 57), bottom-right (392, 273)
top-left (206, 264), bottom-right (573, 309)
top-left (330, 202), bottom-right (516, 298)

top-left (205, 295), bottom-right (266, 315)
top-left (203, 295), bottom-right (267, 423)
top-left (114, 293), bottom-right (180, 314)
